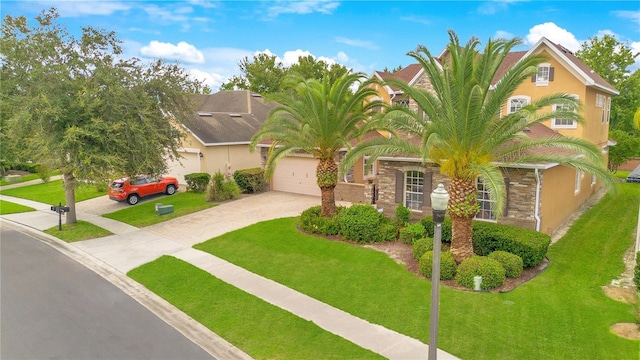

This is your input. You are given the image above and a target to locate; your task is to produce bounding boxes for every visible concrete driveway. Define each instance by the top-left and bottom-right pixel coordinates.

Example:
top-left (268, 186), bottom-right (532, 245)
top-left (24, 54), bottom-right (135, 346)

top-left (144, 191), bottom-right (327, 247)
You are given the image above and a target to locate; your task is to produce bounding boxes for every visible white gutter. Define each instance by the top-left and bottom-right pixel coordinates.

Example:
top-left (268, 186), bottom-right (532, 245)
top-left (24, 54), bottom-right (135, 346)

top-left (534, 168), bottom-right (542, 232)
top-left (202, 141), bottom-right (251, 146)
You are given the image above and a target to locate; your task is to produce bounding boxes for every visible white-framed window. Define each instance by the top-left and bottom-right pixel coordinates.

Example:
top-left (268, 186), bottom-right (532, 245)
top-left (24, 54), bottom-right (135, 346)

top-left (405, 171), bottom-right (424, 212)
top-left (552, 95), bottom-right (578, 129)
top-left (396, 99), bottom-right (409, 108)
top-left (596, 94), bottom-right (606, 123)
top-left (475, 178), bottom-right (497, 221)
top-left (575, 169), bottom-right (583, 194)
top-left (606, 97), bottom-right (611, 123)
top-left (508, 96), bottom-right (530, 114)
top-left (591, 174), bottom-right (596, 187)
top-left (363, 156), bottom-right (376, 179)
top-left (536, 64), bottom-right (550, 85)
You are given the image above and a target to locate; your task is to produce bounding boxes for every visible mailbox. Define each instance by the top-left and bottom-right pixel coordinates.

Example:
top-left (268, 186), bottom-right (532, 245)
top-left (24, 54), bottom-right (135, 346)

top-left (51, 205), bottom-right (70, 214)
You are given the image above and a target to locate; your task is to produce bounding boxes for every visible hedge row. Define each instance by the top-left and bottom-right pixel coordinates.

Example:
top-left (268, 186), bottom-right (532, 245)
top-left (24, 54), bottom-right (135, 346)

top-left (233, 168), bottom-right (266, 194)
top-left (299, 205), bottom-right (398, 243)
top-left (1, 160), bottom-right (40, 174)
top-left (420, 216), bottom-right (550, 268)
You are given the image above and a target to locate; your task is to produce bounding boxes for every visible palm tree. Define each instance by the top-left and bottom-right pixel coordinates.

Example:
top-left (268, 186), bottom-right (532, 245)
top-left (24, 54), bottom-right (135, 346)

top-left (250, 72), bottom-right (388, 217)
top-left (344, 31), bottom-right (614, 262)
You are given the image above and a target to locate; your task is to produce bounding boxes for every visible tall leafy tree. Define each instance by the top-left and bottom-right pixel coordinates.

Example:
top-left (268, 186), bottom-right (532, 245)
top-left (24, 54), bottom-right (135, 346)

top-left (250, 72), bottom-right (387, 217)
top-left (220, 52), bottom-right (350, 95)
top-left (576, 35), bottom-right (640, 132)
top-left (344, 31), bottom-right (614, 262)
top-left (1, 9), bottom-right (205, 224)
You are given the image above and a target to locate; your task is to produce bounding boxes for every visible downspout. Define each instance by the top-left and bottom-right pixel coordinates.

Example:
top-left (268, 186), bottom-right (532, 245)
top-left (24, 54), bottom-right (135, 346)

top-left (534, 168), bottom-right (542, 231)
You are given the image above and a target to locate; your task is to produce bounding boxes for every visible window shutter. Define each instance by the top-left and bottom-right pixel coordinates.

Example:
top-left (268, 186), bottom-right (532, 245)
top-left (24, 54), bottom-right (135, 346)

top-left (422, 172), bottom-right (433, 207)
top-left (395, 170), bottom-right (404, 203)
top-left (549, 67), bottom-right (554, 81)
top-left (503, 177), bottom-right (510, 217)
top-left (531, 74), bottom-right (536, 82)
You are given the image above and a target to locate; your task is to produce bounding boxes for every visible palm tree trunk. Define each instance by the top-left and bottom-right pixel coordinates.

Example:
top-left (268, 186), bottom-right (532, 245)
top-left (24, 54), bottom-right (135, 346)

top-left (63, 172), bottom-right (77, 225)
top-left (316, 158), bottom-right (338, 217)
top-left (448, 177), bottom-right (478, 263)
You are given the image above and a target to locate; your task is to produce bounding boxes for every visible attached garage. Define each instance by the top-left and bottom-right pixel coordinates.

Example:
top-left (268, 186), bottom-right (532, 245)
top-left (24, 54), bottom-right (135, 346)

top-left (166, 148), bottom-right (201, 185)
top-left (272, 156), bottom-right (320, 196)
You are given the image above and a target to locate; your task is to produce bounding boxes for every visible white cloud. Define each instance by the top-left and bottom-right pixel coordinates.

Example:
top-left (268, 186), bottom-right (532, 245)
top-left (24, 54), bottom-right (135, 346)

top-left (477, 0), bottom-right (525, 15)
top-left (612, 10), bottom-right (640, 25)
top-left (336, 51), bottom-right (349, 63)
top-left (266, 1), bottom-right (340, 17)
top-left (37, 0), bottom-right (131, 17)
top-left (630, 41), bottom-right (640, 71)
top-left (140, 41), bottom-right (205, 64)
top-left (334, 37), bottom-right (379, 50)
top-left (525, 22), bottom-right (581, 52)
top-left (283, 49), bottom-right (313, 66)
top-left (400, 15), bottom-right (432, 26)
top-left (494, 30), bottom-right (515, 40)
top-left (142, 4), bottom-right (192, 23)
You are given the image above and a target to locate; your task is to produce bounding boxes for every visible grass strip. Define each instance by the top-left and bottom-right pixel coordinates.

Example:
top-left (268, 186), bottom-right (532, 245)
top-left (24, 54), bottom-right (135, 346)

top-left (128, 256), bottom-right (384, 359)
top-left (102, 192), bottom-right (216, 227)
top-left (0, 179), bottom-right (106, 204)
top-left (44, 220), bottom-right (113, 242)
top-left (0, 173), bottom-right (41, 186)
top-left (0, 200), bottom-right (35, 214)
top-left (194, 183), bottom-right (640, 360)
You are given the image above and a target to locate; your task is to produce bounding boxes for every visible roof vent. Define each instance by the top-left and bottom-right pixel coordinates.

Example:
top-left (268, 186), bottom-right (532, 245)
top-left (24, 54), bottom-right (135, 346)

top-left (523, 127), bottom-right (531, 132)
top-left (229, 113), bottom-right (242, 117)
top-left (251, 93), bottom-right (262, 97)
top-left (198, 112), bottom-right (213, 116)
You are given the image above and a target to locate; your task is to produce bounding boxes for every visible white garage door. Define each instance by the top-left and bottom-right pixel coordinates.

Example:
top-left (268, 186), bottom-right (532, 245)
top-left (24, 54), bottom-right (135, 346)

top-left (272, 157), bottom-right (320, 196)
top-left (166, 150), bottom-right (201, 185)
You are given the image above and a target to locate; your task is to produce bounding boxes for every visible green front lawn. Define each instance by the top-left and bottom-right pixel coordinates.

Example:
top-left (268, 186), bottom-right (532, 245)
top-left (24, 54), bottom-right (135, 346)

top-left (103, 192), bottom-right (217, 227)
top-left (0, 173), bottom-right (41, 186)
top-left (0, 200), bottom-right (35, 214)
top-left (0, 179), bottom-right (106, 204)
top-left (44, 220), bottom-right (113, 242)
top-left (129, 256), bottom-right (384, 359)
top-left (187, 182), bottom-right (639, 360)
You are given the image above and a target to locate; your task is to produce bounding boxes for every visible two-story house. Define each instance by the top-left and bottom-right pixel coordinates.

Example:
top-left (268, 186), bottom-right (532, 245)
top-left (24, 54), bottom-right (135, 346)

top-left (368, 37), bottom-right (618, 236)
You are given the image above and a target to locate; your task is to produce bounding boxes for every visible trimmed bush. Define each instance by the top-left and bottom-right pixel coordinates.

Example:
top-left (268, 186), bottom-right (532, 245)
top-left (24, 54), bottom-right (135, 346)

top-left (399, 222), bottom-right (426, 244)
top-left (335, 204), bottom-right (386, 243)
top-left (378, 218), bottom-right (399, 242)
top-left (456, 256), bottom-right (506, 290)
top-left (420, 216), bottom-right (453, 243)
top-left (488, 251), bottom-right (523, 278)
top-left (299, 206), bottom-right (341, 236)
top-left (233, 168), bottom-right (266, 193)
top-left (36, 164), bottom-right (51, 183)
top-left (412, 237), bottom-right (433, 260)
top-left (395, 204), bottom-right (411, 226)
top-left (419, 251), bottom-right (457, 280)
top-left (472, 221), bottom-right (550, 267)
top-left (634, 251), bottom-right (640, 292)
top-left (185, 172), bottom-right (211, 192)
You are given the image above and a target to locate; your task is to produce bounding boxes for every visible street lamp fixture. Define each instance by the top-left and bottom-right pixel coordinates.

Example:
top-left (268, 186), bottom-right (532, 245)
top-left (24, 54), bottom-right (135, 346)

top-left (429, 183), bottom-right (449, 360)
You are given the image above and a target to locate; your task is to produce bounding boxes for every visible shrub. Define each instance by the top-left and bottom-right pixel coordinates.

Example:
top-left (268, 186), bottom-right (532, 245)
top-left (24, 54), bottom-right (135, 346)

top-left (412, 237), bottom-right (433, 260)
top-left (36, 164), bottom-right (51, 183)
top-left (399, 222), bottom-right (425, 244)
top-left (456, 256), bottom-right (506, 290)
top-left (185, 172), bottom-right (211, 192)
top-left (419, 251), bottom-right (457, 280)
top-left (395, 204), bottom-right (411, 226)
top-left (472, 221), bottom-right (550, 267)
top-left (206, 171), bottom-right (239, 201)
top-left (299, 206), bottom-right (341, 236)
top-left (233, 168), bottom-right (266, 193)
top-left (634, 251), bottom-right (640, 292)
top-left (420, 216), bottom-right (453, 243)
top-left (488, 251), bottom-right (523, 278)
top-left (378, 218), bottom-right (399, 242)
top-left (335, 204), bottom-right (386, 243)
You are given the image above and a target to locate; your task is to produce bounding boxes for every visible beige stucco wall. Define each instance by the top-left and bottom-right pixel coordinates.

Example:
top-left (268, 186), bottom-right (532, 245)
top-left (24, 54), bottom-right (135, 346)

top-left (180, 132), bottom-right (261, 176)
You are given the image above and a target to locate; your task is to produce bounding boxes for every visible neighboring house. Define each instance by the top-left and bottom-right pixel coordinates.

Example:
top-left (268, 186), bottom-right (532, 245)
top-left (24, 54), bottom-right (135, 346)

top-left (368, 37), bottom-right (618, 236)
top-left (166, 90), bottom-right (276, 184)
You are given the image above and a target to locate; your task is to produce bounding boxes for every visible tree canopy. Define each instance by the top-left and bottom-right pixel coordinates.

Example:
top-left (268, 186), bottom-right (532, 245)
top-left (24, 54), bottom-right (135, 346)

top-left (1, 8), bottom-right (206, 223)
top-left (220, 52), bottom-right (350, 94)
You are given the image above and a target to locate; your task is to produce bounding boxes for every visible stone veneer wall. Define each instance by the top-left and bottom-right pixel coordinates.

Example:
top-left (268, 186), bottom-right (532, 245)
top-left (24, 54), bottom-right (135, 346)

top-left (377, 159), bottom-right (538, 229)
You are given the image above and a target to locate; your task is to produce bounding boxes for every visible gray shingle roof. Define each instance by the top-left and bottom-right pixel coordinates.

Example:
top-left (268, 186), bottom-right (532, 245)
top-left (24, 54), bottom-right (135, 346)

top-left (183, 91), bottom-right (276, 145)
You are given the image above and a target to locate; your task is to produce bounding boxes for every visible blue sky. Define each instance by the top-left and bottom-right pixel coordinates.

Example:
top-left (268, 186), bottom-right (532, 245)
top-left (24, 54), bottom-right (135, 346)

top-left (3, 0), bottom-right (640, 90)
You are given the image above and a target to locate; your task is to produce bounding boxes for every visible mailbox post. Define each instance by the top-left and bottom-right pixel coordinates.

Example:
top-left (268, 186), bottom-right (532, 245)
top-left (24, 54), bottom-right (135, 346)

top-left (50, 202), bottom-right (70, 231)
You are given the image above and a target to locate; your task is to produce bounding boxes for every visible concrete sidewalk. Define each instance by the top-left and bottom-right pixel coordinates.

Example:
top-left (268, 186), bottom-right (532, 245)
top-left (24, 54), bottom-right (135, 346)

top-left (1, 190), bottom-right (459, 360)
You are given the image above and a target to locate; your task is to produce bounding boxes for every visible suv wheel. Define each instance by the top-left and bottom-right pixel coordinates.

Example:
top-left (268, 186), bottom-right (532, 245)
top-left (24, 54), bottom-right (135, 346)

top-left (127, 194), bottom-right (139, 205)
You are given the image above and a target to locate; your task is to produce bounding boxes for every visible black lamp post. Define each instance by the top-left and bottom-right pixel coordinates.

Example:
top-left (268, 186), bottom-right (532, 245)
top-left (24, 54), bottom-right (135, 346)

top-left (429, 183), bottom-right (449, 360)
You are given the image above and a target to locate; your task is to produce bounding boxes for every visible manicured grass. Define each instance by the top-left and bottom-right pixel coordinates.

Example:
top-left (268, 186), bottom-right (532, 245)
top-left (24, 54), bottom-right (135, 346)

top-left (191, 182), bottom-right (640, 360)
top-left (0, 179), bottom-right (106, 204)
top-left (43, 220), bottom-right (113, 242)
top-left (103, 191), bottom-right (217, 227)
top-left (128, 256), bottom-right (384, 360)
top-left (613, 170), bottom-right (630, 180)
top-left (0, 200), bottom-right (35, 214)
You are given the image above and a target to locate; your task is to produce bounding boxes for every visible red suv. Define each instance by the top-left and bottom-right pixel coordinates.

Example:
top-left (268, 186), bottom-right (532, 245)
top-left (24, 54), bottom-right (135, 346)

top-left (108, 175), bottom-right (179, 205)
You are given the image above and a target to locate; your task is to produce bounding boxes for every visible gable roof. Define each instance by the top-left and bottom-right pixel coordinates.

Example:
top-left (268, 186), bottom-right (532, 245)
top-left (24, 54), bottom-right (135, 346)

top-left (372, 63), bottom-right (424, 94)
top-left (183, 90), bottom-right (276, 146)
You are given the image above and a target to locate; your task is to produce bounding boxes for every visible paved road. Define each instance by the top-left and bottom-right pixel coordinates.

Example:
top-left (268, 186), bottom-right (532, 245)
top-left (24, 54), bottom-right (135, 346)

top-left (1, 226), bottom-right (214, 360)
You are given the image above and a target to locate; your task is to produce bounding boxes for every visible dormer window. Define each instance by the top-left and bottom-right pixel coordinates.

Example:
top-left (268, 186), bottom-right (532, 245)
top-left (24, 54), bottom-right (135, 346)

top-left (532, 64), bottom-right (554, 86)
